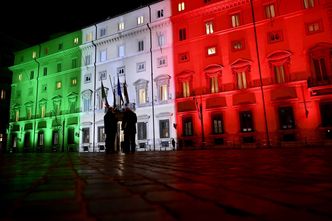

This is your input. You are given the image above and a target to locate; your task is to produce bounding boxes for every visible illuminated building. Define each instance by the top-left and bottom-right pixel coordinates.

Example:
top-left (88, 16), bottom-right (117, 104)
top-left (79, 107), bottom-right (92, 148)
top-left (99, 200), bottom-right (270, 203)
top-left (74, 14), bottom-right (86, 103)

top-left (171, 0), bottom-right (332, 148)
top-left (79, 0), bottom-right (175, 152)
top-left (6, 0), bottom-right (332, 152)
top-left (8, 32), bottom-right (82, 152)
top-left (7, 0), bottom-right (175, 152)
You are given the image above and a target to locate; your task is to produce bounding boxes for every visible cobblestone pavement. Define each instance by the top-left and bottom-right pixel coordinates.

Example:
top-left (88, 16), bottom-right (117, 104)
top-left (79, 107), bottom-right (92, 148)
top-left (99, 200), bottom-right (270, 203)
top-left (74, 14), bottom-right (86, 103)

top-left (1, 148), bottom-right (332, 221)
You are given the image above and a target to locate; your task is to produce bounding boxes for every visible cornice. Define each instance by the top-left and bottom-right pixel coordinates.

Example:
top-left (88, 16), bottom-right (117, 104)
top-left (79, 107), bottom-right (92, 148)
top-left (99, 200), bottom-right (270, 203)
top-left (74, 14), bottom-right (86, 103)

top-left (37, 47), bottom-right (81, 63)
top-left (94, 19), bottom-right (171, 46)
top-left (172, 0), bottom-right (250, 20)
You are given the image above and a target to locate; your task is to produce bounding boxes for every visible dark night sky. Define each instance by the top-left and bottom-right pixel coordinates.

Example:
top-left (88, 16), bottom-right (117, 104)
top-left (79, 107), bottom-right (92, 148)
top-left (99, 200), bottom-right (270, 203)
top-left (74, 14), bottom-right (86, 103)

top-left (0, 0), bottom-right (157, 48)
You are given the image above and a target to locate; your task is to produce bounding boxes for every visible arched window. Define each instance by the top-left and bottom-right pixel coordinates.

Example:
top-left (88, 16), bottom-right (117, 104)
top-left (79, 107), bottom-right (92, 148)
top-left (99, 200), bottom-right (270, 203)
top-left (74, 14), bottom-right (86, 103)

top-left (267, 50), bottom-right (292, 84)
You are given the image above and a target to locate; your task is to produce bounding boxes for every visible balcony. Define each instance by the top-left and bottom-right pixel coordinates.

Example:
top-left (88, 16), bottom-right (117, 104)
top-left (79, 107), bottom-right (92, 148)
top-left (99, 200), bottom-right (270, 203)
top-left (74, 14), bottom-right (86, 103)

top-left (307, 76), bottom-right (332, 88)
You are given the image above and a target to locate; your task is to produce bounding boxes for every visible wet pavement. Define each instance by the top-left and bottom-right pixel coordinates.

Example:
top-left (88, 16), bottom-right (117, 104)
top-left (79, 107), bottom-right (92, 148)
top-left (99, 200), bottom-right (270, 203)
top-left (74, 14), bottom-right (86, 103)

top-left (1, 147), bottom-right (332, 221)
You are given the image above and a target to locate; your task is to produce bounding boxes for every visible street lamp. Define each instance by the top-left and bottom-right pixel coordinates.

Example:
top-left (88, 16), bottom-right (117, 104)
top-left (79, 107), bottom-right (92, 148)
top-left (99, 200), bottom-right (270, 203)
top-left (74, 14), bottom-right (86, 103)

top-left (250, 0), bottom-right (271, 147)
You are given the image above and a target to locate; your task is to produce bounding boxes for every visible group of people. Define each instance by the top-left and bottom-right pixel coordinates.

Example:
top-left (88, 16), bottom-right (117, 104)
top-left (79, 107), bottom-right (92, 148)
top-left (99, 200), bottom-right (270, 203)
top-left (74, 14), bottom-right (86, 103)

top-left (103, 106), bottom-right (137, 154)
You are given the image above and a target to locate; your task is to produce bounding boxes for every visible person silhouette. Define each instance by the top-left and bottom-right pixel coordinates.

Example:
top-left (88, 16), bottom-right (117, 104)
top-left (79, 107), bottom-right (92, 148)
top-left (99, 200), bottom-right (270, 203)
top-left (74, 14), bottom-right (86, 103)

top-left (104, 106), bottom-right (117, 153)
top-left (122, 107), bottom-right (137, 153)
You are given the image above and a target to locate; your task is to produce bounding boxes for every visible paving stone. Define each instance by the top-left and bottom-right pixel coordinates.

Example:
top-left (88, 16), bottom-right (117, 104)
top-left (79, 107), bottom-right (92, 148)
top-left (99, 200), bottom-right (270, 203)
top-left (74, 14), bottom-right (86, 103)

top-left (1, 148), bottom-right (332, 220)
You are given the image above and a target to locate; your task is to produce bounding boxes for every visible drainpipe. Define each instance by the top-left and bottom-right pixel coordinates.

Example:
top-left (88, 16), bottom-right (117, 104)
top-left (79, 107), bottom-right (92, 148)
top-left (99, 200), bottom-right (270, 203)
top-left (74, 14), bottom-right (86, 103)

top-left (92, 24), bottom-right (98, 152)
top-left (148, 5), bottom-right (156, 151)
top-left (33, 45), bottom-right (41, 152)
top-left (250, 0), bottom-right (271, 147)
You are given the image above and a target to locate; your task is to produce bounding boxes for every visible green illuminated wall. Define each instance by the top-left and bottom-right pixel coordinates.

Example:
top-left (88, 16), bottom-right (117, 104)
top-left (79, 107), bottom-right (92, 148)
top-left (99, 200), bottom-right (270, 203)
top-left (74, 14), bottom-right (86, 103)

top-left (8, 31), bottom-right (82, 152)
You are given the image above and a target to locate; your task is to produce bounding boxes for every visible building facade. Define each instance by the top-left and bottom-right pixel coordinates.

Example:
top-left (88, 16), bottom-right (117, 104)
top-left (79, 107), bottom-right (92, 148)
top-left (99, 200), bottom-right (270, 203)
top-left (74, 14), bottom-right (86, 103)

top-left (172, 0), bottom-right (332, 148)
top-left (6, 0), bottom-right (332, 152)
top-left (8, 32), bottom-right (82, 152)
top-left (79, 0), bottom-right (175, 152)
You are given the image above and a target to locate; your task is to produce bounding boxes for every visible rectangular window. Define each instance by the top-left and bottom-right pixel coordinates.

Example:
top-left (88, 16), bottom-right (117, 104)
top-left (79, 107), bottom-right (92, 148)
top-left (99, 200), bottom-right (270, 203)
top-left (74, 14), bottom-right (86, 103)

top-left (32, 51), bottom-right (37, 59)
top-left (232, 40), bottom-right (244, 51)
top-left (159, 120), bottom-right (170, 138)
top-left (100, 50), bottom-right (107, 62)
top-left (0, 89), bottom-right (5, 100)
top-left (38, 132), bottom-right (44, 146)
top-left (160, 84), bottom-right (168, 101)
top-left (72, 58), bottom-right (77, 68)
top-left (137, 62), bottom-right (146, 72)
top-left (83, 96), bottom-right (91, 112)
top-left (18, 74), bottom-right (22, 81)
top-left (99, 71), bottom-right (107, 81)
top-left (212, 115), bottom-right (223, 134)
top-left (57, 63), bottom-right (62, 72)
top-left (42, 84), bottom-right (47, 93)
top-left (179, 28), bottom-right (186, 41)
top-left (320, 102), bottom-right (332, 127)
top-left (100, 28), bottom-right (106, 37)
top-left (117, 67), bottom-right (125, 76)
top-left (86, 32), bottom-right (93, 41)
top-left (118, 45), bottom-right (125, 57)
top-left (158, 34), bottom-right (166, 47)
top-left (67, 128), bottom-right (75, 145)
top-left (265, 4), bottom-right (276, 19)
top-left (179, 52), bottom-right (189, 62)
top-left (138, 40), bottom-right (144, 52)
top-left (268, 31), bottom-right (283, 43)
top-left (157, 9), bottom-right (164, 18)
top-left (210, 76), bottom-right (219, 93)
top-left (58, 43), bottom-right (63, 50)
top-left (137, 16), bottom-right (144, 25)
top-left (71, 78), bottom-right (77, 86)
top-left (137, 122), bottom-right (147, 140)
top-left (15, 110), bottom-right (19, 122)
top-left (240, 111), bottom-right (254, 132)
top-left (56, 81), bottom-right (62, 89)
top-left (274, 65), bottom-right (286, 83)
top-left (279, 107), bottom-right (295, 129)
top-left (139, 88), bottom-right (146, 104)
top-left (183, 117), bottom-right (193, 136)
top-left (52, 131), bottom-right (59, 146)
top-left (85, 55), bottom-right (91, 66)
top-left (98, 127), bottom-right (106, 142)
top-left (303, 0), bottom-right (314, 9)
top-left (205, 21), bottom-right (214, 34)
top-left (43, 67), bottom-right (47, 76)
top-left (306, 21), bottom-right (322, 34)
top-left (178, 2), bottom-right (185, 11)
top-left (82, 128), bottom-right (90, 143)
top-left (237, 71), bottom-right (247, 89)
top-left (118, 22), bottom-right (125, 31)
top-left (231, 14), bottom-right (240, 28)
top-left (157, 56), bottom-right (167, 67)
top-left (313, 58), bottom-right (328, 81)
top-left (30, 71), bottom-right (34, 80)
top-left (26, 107), bottom-right (32, 120)
top-left (74, 37), bottom-right (79, 44)
top-left (40, 104), bottom-right (46, 118)
top-left (207, 47), bottom-right (216, 56)
top-left (182, 81), bottom-right (190, 97)
top-left (84, 73), bottom-right (91, 83)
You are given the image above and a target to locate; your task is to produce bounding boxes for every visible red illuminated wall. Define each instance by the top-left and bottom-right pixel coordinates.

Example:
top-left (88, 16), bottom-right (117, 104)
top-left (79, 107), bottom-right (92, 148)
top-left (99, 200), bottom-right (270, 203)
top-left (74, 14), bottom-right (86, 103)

top-left (171, 0), bottom-right (332, 148)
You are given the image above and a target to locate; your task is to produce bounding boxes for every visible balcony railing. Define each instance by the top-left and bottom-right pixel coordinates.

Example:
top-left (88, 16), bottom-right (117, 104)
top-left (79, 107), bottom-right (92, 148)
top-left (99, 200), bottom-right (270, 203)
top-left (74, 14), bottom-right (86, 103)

top-left (307, 76), bottom-right (332, 88)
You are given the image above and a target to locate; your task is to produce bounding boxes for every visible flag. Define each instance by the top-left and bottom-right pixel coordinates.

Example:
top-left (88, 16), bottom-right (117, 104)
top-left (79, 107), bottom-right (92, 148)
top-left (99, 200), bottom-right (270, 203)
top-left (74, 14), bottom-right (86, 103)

top-left (101, 80), bottom-right (109, 108)
top-left (117, 77), bottom-right (124, 106)
top-left (113, 88), bottom-right (116, 108)
top-left (123, 80), bottom-right (129, 105)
